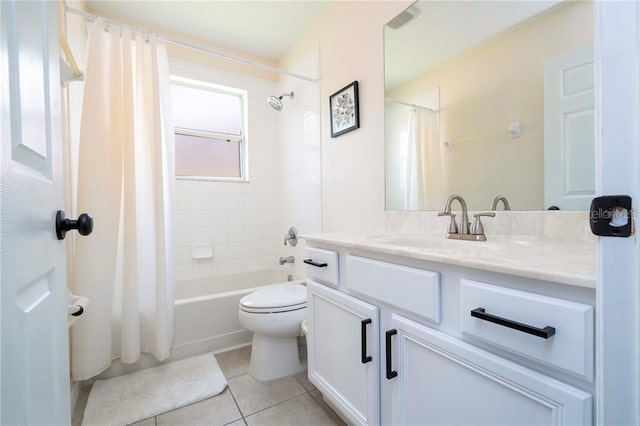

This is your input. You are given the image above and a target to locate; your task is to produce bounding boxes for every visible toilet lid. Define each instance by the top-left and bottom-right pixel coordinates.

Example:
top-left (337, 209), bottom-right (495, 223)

top-left (239, 283), bottom-right (307, 312)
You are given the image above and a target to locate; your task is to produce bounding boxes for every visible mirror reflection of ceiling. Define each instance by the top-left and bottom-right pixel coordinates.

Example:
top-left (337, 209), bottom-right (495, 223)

top-left (385, 1), bottom-right (561, 90)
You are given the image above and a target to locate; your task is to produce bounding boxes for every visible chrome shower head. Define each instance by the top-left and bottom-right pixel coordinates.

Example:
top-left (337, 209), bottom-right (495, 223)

top-left (267, 91), bottom-right (294, 111)
top-left (267, 96), bottom-right (283, 111)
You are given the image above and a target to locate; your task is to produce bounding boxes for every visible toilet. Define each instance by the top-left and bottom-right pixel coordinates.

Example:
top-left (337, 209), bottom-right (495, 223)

top-left (238, 283), bottom-right (307, 381)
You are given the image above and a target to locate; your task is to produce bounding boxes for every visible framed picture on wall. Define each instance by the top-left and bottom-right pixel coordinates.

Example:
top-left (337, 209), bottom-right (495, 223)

top-left (330, 81), bottom-right (360, 138)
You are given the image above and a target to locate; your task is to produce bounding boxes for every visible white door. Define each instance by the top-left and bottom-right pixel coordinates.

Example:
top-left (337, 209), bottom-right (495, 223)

top-left (1, 1), bottom-right (71, 424)
top-left (388, 314), bottom-right (591, 425)
top-left (594, 2), bottom-right (640, 424)
top-left (544, 45), bottom-right (595, 211)
top-left (306, 280), bottom-right (380, 426)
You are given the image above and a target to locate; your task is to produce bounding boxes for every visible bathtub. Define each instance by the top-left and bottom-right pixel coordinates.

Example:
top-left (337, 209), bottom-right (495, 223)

top-left (172, 269), bottom-right (306, 359)
top-left (97, 269), bottom-right (303, 378)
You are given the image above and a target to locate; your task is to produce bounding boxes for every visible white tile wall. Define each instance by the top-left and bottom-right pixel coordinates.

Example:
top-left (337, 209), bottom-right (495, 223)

top-left (171, 50), bottom-right (321, 282)
top-left (274, 48), bottom-right (322, 278)
top-left (175, 178), bottom-right (287, 280)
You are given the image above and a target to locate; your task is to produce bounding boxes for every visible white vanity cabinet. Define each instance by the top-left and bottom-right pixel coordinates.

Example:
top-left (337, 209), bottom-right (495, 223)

top-left (305, 242), bottom-right (595, 426)
top-left (307, 280), bottom-right (380, 425)
top-left (387, 314), bottom-right (591, 425)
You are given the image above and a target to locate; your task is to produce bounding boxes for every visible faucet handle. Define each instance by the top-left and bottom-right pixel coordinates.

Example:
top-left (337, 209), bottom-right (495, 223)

top-left (284, 227), bottom-right (298, 246)
top-left (471, 212), bottom-right (495, 235)
top-left (438, 212), bottom-right (458, 234)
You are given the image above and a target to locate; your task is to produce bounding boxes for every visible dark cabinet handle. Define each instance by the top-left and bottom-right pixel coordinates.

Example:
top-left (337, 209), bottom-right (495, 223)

top-left (361, 319), bottom-right (372, 364)
top-left (385, 329), bottom-right (397, 379)
top-left (303, 259), bottom-right (328, 268)
top-left (470, 307), bottom-right (556, 339)
top-left (56, 210), bottom-right (93, 240)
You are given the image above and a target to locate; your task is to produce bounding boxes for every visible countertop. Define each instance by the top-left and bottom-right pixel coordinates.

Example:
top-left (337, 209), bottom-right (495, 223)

top-left (301, 232), bottom-right (596, 288)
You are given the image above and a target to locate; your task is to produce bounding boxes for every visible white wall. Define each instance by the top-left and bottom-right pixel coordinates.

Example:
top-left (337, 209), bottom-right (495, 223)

top-left (280, 1), bottom-right (413, 233)
top-left (274, 47), bottom-right (322, 277)
top-left (171, 53), bottom-right (321, 281)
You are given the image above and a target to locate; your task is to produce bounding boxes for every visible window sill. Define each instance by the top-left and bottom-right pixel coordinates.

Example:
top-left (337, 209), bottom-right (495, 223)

top-left (175, 176), bottom-right (250, 183)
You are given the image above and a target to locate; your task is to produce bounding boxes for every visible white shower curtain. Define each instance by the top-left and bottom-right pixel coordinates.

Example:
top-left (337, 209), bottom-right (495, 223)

top-left (71, 21), bottom-right (175, 380)
top-left (405, 108), bottom-right (444, 210)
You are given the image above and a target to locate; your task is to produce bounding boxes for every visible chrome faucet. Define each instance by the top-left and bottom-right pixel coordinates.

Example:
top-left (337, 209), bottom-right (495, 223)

top-left (283, 227), bottom-right (298, 246)
top-left (279, 256), bottom-right (295, 265)
top-left (439, 194), bottom-right (470, 234)
top-left (438, 194), bottom-right (495, 241)
top-left (491, 195), bottom-right (511, 211)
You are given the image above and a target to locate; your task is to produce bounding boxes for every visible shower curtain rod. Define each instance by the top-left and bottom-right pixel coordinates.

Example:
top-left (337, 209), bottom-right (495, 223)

top-left (385, 97), bottom-right (438, 112)
top-left (65, 6), bottom-right (319, 84)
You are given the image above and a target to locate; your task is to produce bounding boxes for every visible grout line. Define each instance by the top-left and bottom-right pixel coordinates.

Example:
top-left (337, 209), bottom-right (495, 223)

top-left (307, 389), bottom-right (346, 426)
top-left (222, 418), bottom-right (246, 426)
top-left (227, 384), bottom-right (247, 425)
top-left (292, 374), bottom-right (306, 389)
top-left (292, 374), bottom-right (316, 393)
top-left (241, 389), bottom-right (308, 420)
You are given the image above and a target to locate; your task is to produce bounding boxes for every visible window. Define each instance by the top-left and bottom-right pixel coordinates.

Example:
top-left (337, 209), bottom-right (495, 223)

top-left (171, 76), bottom-right (247, 180)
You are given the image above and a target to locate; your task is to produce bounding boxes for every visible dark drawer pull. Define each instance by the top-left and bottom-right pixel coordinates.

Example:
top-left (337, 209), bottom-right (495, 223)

top-left (303, 259), bottom-right (328, 268)
top-left (385, 329), bottom-right (398, 379)
top-left (470, 307), bottom-right (556, 339)
top-left (361, 319), bottom-right (372, 364)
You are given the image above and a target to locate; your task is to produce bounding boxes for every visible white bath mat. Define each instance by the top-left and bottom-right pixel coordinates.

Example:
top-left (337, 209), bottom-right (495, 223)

top-left (82, 353), bottom-right (227, 426)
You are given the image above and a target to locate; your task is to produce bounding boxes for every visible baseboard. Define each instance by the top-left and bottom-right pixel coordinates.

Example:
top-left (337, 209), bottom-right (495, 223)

top-left (322, 392), bottom-right (353, 425)
top-left (95, 329), bottom-right (252, 379)
top-left (172, 329), bottom-right (252, 361)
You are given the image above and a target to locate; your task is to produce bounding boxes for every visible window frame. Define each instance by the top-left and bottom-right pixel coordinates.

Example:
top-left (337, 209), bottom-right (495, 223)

top-left (170, 75), bottom-right (249, 182)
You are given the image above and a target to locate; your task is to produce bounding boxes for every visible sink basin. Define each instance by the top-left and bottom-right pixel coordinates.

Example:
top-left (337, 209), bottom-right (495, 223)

top-left (368, 235), bottom-right (454, 249)
top-left (367, 234), bottom-right (532, 251)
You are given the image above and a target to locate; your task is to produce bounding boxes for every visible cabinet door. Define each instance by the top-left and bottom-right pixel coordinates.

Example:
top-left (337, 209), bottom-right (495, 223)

top-left (307, 280), bottom-right (380, 425)
top-left (387, 314), bottom-right (591, 426)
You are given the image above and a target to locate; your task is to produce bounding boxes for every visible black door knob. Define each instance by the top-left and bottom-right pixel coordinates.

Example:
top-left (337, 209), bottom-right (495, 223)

top-left (56, 210), bottom-right (93, 240)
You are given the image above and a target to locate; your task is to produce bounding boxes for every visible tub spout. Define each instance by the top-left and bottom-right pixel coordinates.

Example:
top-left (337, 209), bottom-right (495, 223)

top-left (279, 256), bottom-right (295, 265)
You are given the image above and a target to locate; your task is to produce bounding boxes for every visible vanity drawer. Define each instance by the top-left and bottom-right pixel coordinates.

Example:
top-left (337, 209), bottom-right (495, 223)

top-left (346, 255), bottom-right (440, 323)
top-left (460, 279), bottom-right (594, 380)
top-left (304, 247), bottom-right (339, 287)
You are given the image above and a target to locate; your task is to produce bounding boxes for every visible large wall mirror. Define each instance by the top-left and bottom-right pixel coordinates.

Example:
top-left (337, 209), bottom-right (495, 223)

top-left (384, 1), bottom-right (594, 211)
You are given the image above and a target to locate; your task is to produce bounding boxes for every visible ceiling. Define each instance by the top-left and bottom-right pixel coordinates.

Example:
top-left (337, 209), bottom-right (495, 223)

top-left (385, 1), bottom-right (563, 89)
top-left (86, 1), bottom-right (564, 85)
top-left (86, 1), bottom-right (330, 61)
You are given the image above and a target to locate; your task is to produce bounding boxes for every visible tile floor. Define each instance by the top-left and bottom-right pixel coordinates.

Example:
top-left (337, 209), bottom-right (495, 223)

top-left (73, 346), bottom-right (346, 426)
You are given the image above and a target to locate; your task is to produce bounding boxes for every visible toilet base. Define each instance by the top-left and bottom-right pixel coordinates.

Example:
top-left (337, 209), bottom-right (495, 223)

top-left (249, 334), bottom-right (305, 381)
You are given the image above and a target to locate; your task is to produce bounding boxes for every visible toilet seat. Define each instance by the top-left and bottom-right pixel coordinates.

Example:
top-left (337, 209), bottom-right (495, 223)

top-left (239, 283), bottom-right (307, 314)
